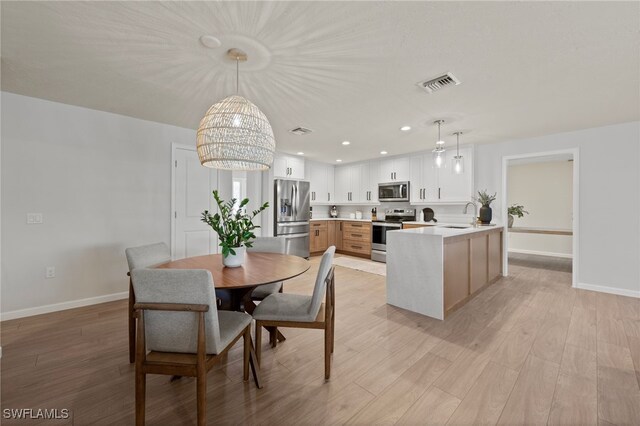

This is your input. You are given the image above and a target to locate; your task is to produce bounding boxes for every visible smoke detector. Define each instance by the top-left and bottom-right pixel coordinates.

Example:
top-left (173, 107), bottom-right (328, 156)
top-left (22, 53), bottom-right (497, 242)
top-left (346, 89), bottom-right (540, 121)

top-left (417, 72), bottom-right (461, 94)
top-left (288, 127), bottom-right (313, 136)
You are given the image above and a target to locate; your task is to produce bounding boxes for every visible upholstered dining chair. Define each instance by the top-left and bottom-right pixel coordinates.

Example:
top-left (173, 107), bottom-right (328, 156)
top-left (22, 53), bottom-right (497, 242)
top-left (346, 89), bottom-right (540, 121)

top-left (131, 268), bottom-right (261, 426)
top-left (247, 237), bottom-right (286, 301)
top-left (125, 242), bottom-right (171, 363)
top-left (252, 246), bottom-right (336, 379)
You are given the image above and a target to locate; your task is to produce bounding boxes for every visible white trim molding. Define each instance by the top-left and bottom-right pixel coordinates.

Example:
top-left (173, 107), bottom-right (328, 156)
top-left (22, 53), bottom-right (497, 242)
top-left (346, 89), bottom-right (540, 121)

top-left (1, 292), bottom-right (128, 322)
top-left (508, 248), bottom-right (573, 259)
top-left (576, 282), bottom-right (640, 299)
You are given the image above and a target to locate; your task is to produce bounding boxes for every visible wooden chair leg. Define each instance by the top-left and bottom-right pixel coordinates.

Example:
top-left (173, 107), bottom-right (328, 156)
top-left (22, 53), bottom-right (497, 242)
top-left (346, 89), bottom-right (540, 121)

top-left (270, 327), bottom-right (278, 348)
top-left (324, 325), bottom-right (331, 380)
top-left (332, 310), bottom-right (336, 354)
top-left (129, 280), bottom-right (136, 363)
top-left (243, 327), bottom-right (250, 381)
top-left (255, 321), bottom-right (262, 365)
top-left (135, 368), bottom-right (145, 425)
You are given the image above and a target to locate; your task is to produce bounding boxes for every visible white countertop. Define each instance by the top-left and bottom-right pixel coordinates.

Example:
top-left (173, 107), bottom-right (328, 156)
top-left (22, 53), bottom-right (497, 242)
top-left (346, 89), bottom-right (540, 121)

top-left (398, 223), bottom-right (503, 238)
top-left (310, 218), bottom-right (372, 222)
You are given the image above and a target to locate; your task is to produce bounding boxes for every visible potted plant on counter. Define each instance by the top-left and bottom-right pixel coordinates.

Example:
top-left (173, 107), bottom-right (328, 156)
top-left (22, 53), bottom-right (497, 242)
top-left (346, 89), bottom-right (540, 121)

top-left (507, 204), bottom-right (529, 228)
top-left (475, 190), bottom-right (497, 224)
top-left (201, 190), bottom-right (269, 268)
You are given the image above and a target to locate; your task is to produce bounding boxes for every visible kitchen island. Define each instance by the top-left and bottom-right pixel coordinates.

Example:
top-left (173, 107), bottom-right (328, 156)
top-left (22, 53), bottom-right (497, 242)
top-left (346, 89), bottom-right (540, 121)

top-left (386, 225), bottom-right (503, 320)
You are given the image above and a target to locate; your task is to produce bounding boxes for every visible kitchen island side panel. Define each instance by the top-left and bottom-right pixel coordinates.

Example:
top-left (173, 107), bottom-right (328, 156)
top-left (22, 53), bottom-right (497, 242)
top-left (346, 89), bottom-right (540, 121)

top-left (386, 231), bottom-right (444, 320)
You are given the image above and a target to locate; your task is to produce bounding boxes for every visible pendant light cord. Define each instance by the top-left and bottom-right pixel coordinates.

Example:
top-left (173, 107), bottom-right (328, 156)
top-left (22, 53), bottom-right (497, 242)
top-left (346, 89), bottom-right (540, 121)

top-left (236, 57), bottom-right (239, 94)
top-left (457, 133), bottom-right (460, 156)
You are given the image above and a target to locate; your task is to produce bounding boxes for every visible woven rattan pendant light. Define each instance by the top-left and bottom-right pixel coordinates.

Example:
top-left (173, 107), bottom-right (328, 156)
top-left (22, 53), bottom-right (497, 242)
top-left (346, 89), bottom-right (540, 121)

top-left (197, 48), bottom-right (275, 170)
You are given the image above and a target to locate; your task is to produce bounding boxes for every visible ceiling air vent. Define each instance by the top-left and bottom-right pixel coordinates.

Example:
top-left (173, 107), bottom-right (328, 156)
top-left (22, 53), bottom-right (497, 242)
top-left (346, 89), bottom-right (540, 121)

top-left (417, 72), bottom-right (461, 94)
top-left (288, 127), bottom-right (313, 136)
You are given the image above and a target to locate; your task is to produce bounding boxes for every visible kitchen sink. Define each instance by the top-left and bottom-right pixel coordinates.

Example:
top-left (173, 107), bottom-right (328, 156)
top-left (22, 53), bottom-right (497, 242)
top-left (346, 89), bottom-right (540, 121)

top-left (442, 225), bottom-right (471, 229)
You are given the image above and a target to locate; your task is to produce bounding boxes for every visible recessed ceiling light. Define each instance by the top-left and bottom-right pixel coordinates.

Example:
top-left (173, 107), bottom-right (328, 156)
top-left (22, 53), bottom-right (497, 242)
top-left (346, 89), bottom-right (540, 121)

top-left (199, 35), bottom-right (222, 49)
top-left (297, 152), bottom-right (304, 155)
top-left (341, 141), bottom-right (350, 146)
top-left (400, 126), bottom-right (411, 132)
top-left (336, 159), bottom-right (342, 162)
top-left (380, 151), bottom-right (388, 155)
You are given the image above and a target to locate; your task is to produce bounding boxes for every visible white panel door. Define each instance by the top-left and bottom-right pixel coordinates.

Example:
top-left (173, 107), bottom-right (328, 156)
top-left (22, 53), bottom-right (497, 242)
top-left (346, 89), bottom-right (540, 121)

top-left (173, 147), bottom-right (218, 259)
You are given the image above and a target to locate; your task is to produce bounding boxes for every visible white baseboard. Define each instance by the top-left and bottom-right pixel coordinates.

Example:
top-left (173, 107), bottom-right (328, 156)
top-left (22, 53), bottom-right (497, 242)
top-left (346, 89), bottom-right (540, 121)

top-left (575, 282), bottom-right (640, 299)
top-left (508, 248), bottom-right (573, 259)
top-left (1, 291), bottom-right (128, 321)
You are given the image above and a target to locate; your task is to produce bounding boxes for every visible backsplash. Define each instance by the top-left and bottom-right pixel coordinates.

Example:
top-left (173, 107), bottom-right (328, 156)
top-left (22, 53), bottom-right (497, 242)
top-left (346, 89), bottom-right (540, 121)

top-left (311, 203), bottom-right (476, 223)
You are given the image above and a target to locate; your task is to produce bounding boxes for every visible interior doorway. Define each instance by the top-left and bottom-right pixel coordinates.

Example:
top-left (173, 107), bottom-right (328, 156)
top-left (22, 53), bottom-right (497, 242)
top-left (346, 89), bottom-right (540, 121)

top-left (501, 149), bottom-right (579, 287)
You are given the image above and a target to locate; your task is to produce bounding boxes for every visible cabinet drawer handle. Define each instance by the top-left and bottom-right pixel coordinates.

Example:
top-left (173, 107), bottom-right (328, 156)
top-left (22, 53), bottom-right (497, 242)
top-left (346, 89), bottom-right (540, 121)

top-left (351, 234), bottom-right (362, 238)
top-left (351, 224), bottom-right (362, 227)
top-left (351, 245), bottom-right (362, 249)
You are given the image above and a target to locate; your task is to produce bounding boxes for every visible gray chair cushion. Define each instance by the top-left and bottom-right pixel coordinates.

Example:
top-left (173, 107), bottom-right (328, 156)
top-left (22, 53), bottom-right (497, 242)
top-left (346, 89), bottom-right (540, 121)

top-left (251, 282), bottom-right (283, 300)
top-left (218, 311), bottom-right (252, 349)
top-left (125, 242), bottom-right (170, 272)
top-left (252, 293), bottom-right (315, 322)
top-left (252, 246), bottom-right (335, 323)
top-left (131, 268), bottom-right (251, 355)
top-left (247, 237), bottom-right (286, 300)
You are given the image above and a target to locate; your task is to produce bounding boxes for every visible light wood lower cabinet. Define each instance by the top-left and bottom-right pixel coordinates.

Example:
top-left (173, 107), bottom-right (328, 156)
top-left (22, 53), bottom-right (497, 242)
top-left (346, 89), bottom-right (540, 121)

top-left (310, 221), bottom-right (328, 254)
top-left (443, 228), bottom-right (503, 314)
top-left (310, 220), bottom-right (371, 257)
top-left (341, 221), bottom-right (371, 258)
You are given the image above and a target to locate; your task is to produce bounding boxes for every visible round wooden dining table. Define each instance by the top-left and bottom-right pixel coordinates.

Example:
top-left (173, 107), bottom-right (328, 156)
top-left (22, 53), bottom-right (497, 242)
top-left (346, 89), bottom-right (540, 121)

top-left (154, 252), bottom-right (311, 314)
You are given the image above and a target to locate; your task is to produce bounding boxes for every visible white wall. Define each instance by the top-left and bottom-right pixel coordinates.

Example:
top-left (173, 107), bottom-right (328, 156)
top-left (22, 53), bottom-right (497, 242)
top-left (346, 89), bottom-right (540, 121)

top-left (1, 92), bottom-right (196, 318)
top-left (476, 121), bottom-right (640, 297)
top-left (507, 161), bottom-right (573, 257)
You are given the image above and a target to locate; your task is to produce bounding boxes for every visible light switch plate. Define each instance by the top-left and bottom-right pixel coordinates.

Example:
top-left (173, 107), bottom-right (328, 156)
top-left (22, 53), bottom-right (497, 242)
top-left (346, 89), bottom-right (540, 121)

top-left (46, 266), bottom-right (56, 278)
top-left (27, 213), bottom-right (43, 224)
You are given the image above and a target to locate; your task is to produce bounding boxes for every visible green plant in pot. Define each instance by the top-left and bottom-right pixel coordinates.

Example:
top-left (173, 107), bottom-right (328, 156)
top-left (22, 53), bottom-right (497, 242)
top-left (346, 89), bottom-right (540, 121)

top-left (201, 190), bottom-right (269, 268)
top-left (507, 204), bottom-right (529, 228)
top-left (475, 190), bottom-right (497, 224)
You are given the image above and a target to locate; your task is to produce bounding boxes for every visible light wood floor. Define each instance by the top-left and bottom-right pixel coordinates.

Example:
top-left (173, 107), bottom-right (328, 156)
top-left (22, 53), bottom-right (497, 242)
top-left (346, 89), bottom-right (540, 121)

top-left (2, 254), bottom-right (639, 425)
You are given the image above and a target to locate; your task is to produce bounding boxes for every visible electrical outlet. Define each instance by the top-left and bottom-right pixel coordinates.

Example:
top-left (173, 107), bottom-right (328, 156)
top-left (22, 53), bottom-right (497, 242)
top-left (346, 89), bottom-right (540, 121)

top-left (27, 213), bottom-right (43, 224)
top-left (46, 266), bottom-right (56, 279)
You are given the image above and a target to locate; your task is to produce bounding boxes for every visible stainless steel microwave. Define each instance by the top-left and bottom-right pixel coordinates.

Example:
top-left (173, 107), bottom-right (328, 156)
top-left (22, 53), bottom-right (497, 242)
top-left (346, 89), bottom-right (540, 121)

top-left (378, 181), bottom-right (410, 202)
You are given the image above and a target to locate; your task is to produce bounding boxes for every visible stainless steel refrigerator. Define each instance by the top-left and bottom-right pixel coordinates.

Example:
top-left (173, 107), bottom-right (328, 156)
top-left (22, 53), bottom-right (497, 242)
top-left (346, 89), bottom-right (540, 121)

top-left (274, 179), bottom-right (310, 258)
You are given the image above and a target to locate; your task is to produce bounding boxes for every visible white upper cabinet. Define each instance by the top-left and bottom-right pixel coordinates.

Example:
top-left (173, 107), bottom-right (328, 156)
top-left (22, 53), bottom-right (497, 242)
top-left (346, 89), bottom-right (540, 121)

top-left (410, 146), bottom-right (474, 204)
top-left (333, 162), bottom-right (378, 204)
top-left (334, 165), bottom-right (351, 203)
top-left (306, 160), bottom-right (335, 204)
top-left (364, 160), bottom-right (379, 203)
top-left (379, 157), bottom-right (410, 182)
top-left (273, 154), bottom-right (305, 179)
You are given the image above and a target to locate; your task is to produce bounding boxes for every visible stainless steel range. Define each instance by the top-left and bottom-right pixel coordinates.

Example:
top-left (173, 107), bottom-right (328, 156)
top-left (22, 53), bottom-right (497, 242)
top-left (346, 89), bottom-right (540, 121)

top-left (371, 208), bottom-right (416, 263)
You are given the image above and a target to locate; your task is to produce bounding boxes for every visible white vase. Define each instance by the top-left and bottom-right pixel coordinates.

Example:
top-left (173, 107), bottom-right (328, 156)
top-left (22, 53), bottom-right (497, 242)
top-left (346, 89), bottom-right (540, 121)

top-left (223, 246), bottom-right (245, 268)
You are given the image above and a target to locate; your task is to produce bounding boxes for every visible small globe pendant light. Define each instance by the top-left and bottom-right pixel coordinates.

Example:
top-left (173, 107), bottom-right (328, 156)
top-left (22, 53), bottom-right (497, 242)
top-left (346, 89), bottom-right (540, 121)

top-left (196, 48), bottom-right (275, 170)
top-left (452, 131), bottom-right (464, 174)
top-left (432, 120), bottom-right (446, 168)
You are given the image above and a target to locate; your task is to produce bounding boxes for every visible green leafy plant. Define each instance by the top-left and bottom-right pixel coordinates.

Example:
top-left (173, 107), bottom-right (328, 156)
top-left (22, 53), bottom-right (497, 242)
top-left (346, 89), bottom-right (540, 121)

top-left (508, 204), bottom-right (529, 218)
top-left (475, 190), bottom-right (497, 207)
top-left (201, 190), bottom-right (269, 257)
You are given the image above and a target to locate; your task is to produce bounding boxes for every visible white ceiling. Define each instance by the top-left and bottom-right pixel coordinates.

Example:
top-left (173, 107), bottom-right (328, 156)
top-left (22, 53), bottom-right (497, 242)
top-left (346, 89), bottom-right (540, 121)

top-left (2, 1), bottom-right (639, 164)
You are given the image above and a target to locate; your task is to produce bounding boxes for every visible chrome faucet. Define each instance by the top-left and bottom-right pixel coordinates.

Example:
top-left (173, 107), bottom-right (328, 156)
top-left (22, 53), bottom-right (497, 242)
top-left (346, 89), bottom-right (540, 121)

top-left (463, 202), bottom-right (477, 226)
